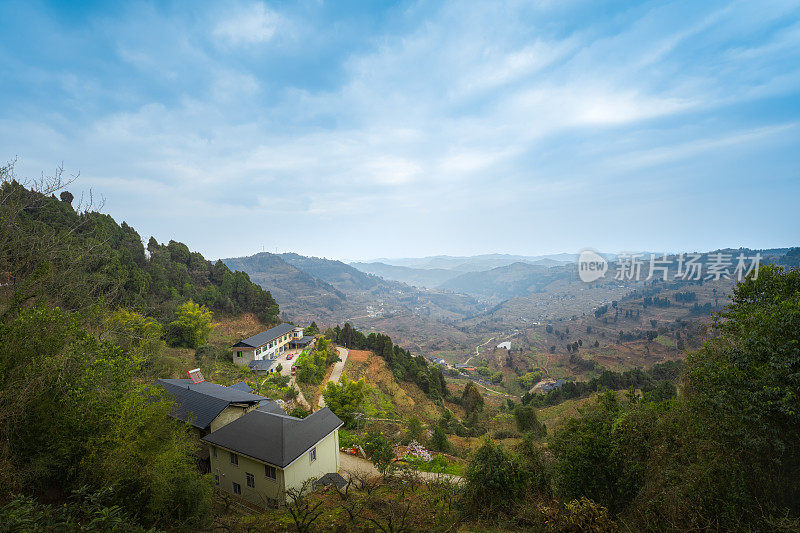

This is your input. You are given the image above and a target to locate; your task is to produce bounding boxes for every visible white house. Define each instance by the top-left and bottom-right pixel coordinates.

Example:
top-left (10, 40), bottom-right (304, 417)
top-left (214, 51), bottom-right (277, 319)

top-left (231, 324), bottom-right (299, 367)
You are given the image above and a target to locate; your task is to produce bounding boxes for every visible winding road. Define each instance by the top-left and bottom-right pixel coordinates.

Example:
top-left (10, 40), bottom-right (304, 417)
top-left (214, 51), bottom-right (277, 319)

top-left (319, 346), bottom-right (349, 407)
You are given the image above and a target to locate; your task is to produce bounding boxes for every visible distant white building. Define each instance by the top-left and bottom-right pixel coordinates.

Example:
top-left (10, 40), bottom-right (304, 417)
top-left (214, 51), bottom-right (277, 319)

top-left (230, 324), bottom-right (299, 366)
top-left (496, 341), bottom-right (511, 350)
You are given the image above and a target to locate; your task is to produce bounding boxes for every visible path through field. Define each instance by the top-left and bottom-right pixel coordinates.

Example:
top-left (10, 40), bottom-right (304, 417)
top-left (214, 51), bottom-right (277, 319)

top-left (319, 346), bottom-right (349, 407)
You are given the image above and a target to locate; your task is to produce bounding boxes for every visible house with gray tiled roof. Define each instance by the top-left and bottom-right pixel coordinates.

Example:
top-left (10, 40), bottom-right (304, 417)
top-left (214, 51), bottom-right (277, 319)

top-left (230, 323), bottom-right (303, 367)
top-left (204, 407), bottom-right (343, 507)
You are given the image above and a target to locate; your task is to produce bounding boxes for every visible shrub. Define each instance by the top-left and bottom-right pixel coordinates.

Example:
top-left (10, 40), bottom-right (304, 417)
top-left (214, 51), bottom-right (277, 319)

top-left (514, 405), bottom-right (546, 437)
top-left (462, 439), bottom-right (526, 517)
top-left (166, 300), bottom-right (213, 349)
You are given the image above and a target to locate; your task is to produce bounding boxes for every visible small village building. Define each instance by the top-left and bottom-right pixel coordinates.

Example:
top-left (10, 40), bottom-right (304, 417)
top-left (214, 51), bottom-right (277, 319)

top-left (203, 407), bottom-right (343, 507)
top-left (248, 358), bottom-right (279, 374)
top-left (530, 378), bottom-right (566, 394)
top-left (231, 323), bottom-right (296, 366)
top-left (288, 335), bottom-right (316, 350)
top-left (155, 378), bottom-right (280, 470)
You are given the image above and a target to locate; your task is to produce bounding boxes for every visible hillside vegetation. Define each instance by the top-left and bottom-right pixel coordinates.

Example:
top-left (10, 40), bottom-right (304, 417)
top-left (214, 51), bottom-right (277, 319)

top-left (0, 173), bottom-right (279, 325)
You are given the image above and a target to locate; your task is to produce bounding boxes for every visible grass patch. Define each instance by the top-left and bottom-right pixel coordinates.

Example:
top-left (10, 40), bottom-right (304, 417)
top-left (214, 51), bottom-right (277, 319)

top-left (404, 454), bottom-right (464, 476)
top-left (655, 335), bottom-right (677, 348)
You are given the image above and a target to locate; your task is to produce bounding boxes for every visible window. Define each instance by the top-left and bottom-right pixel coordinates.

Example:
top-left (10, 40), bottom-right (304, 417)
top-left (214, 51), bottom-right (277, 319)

top-left (212, 447), bottom-right (217, 458)
top-left (246, 472), bottom-right (255, 488)
top-left (309, 447), bottom-right (316, 463)
top-left (236, 351), bottom-right (242, 358)
top-left (214, 473), bottom-right (219, 486)
top-left (230, 452), bottom-right (238, 466)
top-left (232, 482), bottom-right (241, 495)
top-left (265, 465), bottom-right (277, 479)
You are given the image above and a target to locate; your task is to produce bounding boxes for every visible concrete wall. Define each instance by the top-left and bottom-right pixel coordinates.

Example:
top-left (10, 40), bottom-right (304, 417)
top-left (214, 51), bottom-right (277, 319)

top-left (233, 348), bottom-right (256, 366)
top-left (208, 428), bottom-right (340, 507)
top-left (283, 429), bottom-right (340, 493)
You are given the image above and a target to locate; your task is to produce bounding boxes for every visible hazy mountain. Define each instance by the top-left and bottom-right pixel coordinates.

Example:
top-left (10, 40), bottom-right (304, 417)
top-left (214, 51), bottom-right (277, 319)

top-left (349, 262), bottom-right (461, 288)
top-left (277, 253), bottom-right (386, 293)
top-left (438, 261), bottom-right (571, 300)
top-left (223, 252), bottom-right (348, 320)
top-left (368, 253), bottom-right (576, 272)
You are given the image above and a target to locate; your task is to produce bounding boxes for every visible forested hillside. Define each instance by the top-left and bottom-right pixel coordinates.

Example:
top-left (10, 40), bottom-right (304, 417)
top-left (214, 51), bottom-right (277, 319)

top-left (0, 166), bottom-right (284, 529)
top-left (0, 174), bottom-right (279, 324)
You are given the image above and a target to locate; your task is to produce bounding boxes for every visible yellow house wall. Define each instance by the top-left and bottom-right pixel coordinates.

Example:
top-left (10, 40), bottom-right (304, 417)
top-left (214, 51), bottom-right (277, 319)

top-left (210, 447), bottom-right (285, 506)
top-left (283, 429), bottom-right (340, 493)
top-left (208, 428), bottom-right (340, 506)
top-left (209, 404), bottom-right (257, 433)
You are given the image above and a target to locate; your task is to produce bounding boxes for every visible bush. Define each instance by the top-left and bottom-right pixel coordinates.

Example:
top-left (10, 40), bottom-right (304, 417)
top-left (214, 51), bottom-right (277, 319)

top-left (363, 431), bottom-right (395, 475)
top-left (195, 343), bottom-right (229, 363)
top-left (429, 425), bottom-right (452, 453)
top-left (166, 300), bottom-right (213, 349)
top-left (322, 377), bottom-right (368, 428)
top-left (514, 405), bottom-right (547, 437)
top-left (463, 439), bottom-right (526, 516)
top-left (289, 406), bottom-right (310, 419)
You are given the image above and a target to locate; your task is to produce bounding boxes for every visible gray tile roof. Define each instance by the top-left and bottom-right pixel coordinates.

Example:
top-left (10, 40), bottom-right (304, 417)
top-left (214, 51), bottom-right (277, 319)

top-left (314, 472), bottom-right (347, 490)
top-left (155, 379), bottom-right (270, 430)
top-left (290, 335), bottom-right (315, 346)
top-left (257, 400), bottom-right (286, 415)
top-left (228, 382), bottom-right (253, 393)
top-left (231, 323), bottom-right (295, 349)
top-left (202, 407), bottom-right (343, 468)
top-left (248, 359), bottom-right (278, 372)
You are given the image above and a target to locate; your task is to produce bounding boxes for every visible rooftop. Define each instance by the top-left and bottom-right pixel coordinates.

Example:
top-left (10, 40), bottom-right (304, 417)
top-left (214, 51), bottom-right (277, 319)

top-left (203, 407), bottom-right (343, 468)
top-left (231, 323), bottom-right (295, 349)
top-left (248, 359), bottom-right (278, 372)
top-left (155, 378), bottom-right (278, 429)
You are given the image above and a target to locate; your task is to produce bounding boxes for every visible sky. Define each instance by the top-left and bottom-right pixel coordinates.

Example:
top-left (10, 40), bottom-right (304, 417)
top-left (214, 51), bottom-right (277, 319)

top-left (1, 0), bottom-right (799, 262)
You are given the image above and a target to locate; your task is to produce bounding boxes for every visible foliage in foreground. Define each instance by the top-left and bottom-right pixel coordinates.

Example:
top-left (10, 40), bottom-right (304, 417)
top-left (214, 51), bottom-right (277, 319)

top-left (0, 305), bottom-right (213, 528)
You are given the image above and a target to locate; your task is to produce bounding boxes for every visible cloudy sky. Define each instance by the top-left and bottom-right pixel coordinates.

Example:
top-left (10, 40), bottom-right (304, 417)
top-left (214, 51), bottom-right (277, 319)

top-left (2, 0), bottom-right (799, 261)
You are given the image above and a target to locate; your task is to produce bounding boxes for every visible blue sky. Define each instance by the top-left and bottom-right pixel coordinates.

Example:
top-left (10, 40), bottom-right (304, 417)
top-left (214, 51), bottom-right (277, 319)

top-left (2, 0), bottom-right (799, 261)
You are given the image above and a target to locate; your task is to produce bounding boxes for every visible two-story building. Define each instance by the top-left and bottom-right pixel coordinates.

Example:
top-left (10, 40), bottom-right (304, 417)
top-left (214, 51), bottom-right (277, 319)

top-left (203, 406), bottom-right (343, 507)
top-left (231, 324), bottom-right (305, 367)
top-left (154, 378), bottom-right (282, 470)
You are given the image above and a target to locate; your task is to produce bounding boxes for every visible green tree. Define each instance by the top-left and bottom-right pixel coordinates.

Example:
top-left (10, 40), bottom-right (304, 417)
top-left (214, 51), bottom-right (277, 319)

top-left (461, 381), bottom-right (484, 414)
top-left (463, 438), bottom-right (526, 516)
top-left (633, 264), bottom-right (800, 528)
top-left (514, 405), bottom-right (546, 436)
top-left (167, 300), bottom-right (214, 349)
top-left (405, 416), bottom-right (423, 444)
top-left (0, 305), bottom-right (212, 527)
top-left (322, 377), bottom-right (368, 428)
top-left (429, 425), bottom-right (452, 453)
top-left (106, 309), bottom-right (166, 374)
top-left (362, 431), bottom-right (395, 476)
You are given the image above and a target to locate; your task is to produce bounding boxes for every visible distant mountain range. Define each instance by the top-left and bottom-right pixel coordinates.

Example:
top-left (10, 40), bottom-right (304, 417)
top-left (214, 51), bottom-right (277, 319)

top-left (222, 252), bottom-right (484, 331)
top-left (363, 253), bottom-right (578, 272)
top-left (350, 253), bottom-right (578, 289)
top-left (224, 247), bottom-right (798, 353)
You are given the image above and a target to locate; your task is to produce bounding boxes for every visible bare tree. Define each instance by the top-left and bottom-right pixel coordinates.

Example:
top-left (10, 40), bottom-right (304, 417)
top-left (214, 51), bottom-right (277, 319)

top-left (365, 499), bottom-right (412, 533)
top-left (0, 160), bottom-right (113, 322)
top-left (285, 479), bottom-right (325, 533)
top-left (332, 476), bottom-right (367, 525)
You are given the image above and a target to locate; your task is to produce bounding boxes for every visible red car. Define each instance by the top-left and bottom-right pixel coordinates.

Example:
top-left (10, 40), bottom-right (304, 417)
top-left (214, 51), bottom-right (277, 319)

top-left (286, 354), bottom-right (294, 360)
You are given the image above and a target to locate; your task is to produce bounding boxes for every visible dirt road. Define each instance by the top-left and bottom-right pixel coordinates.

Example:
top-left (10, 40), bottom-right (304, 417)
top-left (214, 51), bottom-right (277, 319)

top-left (319, 346), bottom-right (349, 407)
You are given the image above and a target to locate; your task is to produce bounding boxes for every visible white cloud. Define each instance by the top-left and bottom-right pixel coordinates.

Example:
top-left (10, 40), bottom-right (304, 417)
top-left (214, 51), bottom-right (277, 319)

top-left (213, 2), bottom-right (280, 46)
